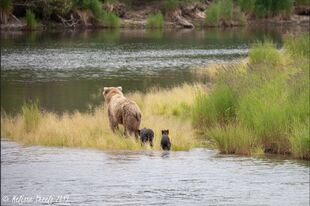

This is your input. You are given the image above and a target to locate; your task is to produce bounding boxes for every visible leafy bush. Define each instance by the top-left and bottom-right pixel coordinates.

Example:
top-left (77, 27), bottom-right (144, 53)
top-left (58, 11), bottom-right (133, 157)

top-left (26, 9), bottom-right (37, 29)
top-left (164, 0), bottom-right (180, 11)
top-left (205, 2), bottom-right (220, 25)
top-left (102, 10), bottom-right (120, 27)
top-left (146, 11), bottom-right (164, 29)
top-left (205, 0), bottom-right (240, 26)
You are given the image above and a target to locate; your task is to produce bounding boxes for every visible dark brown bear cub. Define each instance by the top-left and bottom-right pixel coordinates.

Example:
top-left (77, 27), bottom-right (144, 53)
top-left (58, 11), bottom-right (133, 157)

top-left (138, 128), bottom-right (154, 147)
top-left (161, 130), bottom-right (171, 151)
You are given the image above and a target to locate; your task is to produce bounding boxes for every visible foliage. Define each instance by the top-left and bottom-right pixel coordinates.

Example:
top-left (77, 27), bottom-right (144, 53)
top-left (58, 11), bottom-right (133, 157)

top-left (146, 11), bottom-right (164, 29)
top-left (192, 35), bottom-right (310, 159)
top-left (0, 0), bottom-right (12, 12)
top-left (205, 0), bottom-right (241, 26)
top-left (238, 0), bottom-right (294, 18)
top-left (21, 100), bottom-right (41, 133)
top-left (26, 9), bottom-right (37, 29)
top-left (102, 10), bottom-right (120, 27)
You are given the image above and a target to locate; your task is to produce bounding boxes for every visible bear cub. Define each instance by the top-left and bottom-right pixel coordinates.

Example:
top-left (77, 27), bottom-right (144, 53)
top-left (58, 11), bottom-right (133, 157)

top-left (161, 130), bottom-right (171, 151)
top-left (138, 128), bottom-right (154, 147)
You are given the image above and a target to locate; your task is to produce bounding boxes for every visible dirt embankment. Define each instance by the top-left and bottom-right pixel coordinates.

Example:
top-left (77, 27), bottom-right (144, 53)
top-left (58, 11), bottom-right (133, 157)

top-left (1, 1), bottom-right (309, 31)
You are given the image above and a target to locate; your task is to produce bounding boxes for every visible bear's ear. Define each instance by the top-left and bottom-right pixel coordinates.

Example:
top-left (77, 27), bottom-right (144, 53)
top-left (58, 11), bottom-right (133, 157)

top-left (117, 86), bottom-right (122, 91)
top-left (103, 87), bottom-right (109, 93)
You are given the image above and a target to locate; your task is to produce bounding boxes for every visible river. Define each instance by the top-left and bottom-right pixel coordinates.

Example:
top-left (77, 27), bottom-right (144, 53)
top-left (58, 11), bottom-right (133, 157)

top-left (1, 139), bottom-right (309, 206)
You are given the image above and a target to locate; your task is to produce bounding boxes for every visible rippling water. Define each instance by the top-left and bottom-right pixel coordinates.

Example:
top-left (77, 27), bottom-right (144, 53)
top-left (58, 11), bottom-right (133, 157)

top-left (1, 28), bottom-right (285, 114)
top-left (1, 140), bottom-right (309, 205)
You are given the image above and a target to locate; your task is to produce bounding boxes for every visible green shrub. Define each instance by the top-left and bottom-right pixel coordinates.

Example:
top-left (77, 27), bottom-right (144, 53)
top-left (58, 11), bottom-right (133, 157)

top-left (74, 0), bottom-right (103, 18)
top-left (102, 10), bottom-right (120, 27)
top-left (164, 0), bottom-right (180, 11)
top-left (146, 11), bottom-right (164, 29)
top-left (22, 100), bottom-right (41, 133)
top-left (205, 2), bottom-right (220, 25)
top-left (253, 0), bottom-right (294, 18)
top-left (237, 0), bottom-right (255, 13)
top-left (26, 9), bottom-right (37, 29)
top-left (249, 41), bottom-right (281, 66)
top-left (205, 0), bottom-right (238, 26)
top-left (218, 0), bottom-right (233, 20)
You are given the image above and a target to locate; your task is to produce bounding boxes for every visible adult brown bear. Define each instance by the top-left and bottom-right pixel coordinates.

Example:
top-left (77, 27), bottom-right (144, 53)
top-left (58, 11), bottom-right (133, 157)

top-left (103, 86), bottom-right (141, 138)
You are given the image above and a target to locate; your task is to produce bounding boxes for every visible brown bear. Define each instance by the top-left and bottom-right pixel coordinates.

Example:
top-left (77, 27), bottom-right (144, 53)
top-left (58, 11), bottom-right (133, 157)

top-left (103, 86), bottom-right (141, 138)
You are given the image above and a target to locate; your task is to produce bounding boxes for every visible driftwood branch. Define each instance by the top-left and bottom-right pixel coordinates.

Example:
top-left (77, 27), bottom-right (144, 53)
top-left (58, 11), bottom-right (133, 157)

top-left (56, 14), bottom-right (80, 28)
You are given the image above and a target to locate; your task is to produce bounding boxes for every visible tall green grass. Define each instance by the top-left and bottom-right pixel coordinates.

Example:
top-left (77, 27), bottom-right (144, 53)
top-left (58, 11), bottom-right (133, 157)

top-left (249, 41), bottom-right (281, 66)
top-left (192, 34), bottom-right (310, 159)
top-left (237, 0), bottom-right (294, 18)
top-left (146, 12), bottom-right (164, 29)
top-left (26, 9), bottom-right (37, 29)
top-left (205, 0), bottom-right (244, 26)
top-left (21, 100), bottom-right (41, 132)
top-left (164, 0), bottom-right (180, 11)
top-left (208, 123), bottom-right (259, 155)
top-left (102, 10), bottom-right (120, 27)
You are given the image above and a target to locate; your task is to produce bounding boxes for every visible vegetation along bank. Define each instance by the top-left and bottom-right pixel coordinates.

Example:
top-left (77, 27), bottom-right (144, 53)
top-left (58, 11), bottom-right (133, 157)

top-left (1, 0), bottom-right (309, 30)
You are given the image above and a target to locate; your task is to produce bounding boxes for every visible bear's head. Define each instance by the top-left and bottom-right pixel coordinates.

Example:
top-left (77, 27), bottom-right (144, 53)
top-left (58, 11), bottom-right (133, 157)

top-left (161, 129), bottom-right (169, 135)
top-left (102, 86), bottom-right (123, 103)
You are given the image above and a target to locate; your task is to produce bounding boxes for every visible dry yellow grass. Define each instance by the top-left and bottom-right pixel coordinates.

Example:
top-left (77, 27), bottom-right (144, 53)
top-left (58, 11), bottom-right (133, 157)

top-left (1, 84), bottom-right (204, 151)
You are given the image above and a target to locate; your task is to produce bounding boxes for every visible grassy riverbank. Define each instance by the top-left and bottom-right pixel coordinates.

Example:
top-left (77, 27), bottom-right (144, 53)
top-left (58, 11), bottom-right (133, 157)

top-left (192, 34), bottom-right (309, 159)
top-left (1, 84), bottom-right (203, 151)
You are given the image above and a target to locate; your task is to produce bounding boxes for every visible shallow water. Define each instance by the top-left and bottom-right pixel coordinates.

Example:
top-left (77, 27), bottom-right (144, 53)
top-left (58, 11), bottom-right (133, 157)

top-left (1, 27), bottom-right (286, 114)
top-left (1, 139), bottom-right (309, 206)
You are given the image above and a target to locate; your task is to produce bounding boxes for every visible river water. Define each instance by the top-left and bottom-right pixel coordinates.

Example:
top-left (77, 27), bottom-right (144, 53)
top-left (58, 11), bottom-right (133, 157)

top-left (1, 139), bottom-right (309, 206)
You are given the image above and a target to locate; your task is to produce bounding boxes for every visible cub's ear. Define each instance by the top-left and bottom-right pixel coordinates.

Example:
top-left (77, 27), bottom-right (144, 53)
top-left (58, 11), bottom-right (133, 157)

top-left (167, 129), bottom-right (169, 135)
top-left (161, 130), bottom-right (165, 135)
top-left (117, 86), bottom-right (122, 91)
top-left (138, 130), bottom-right (141, 135)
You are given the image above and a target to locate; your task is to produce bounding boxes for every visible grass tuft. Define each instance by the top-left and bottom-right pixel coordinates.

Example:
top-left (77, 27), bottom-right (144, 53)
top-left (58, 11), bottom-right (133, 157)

top-left (146, 11), bottom-right (164, 29)
top-left (26, 9), bottom-right (37, 29)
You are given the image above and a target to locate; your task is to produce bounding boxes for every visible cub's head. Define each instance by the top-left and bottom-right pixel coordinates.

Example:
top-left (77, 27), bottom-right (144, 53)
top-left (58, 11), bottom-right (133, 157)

top-left (161, 129), bottom-right (169, 135)
top-left (102, 86), bottom-right (123, 103)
